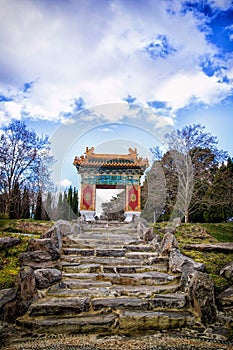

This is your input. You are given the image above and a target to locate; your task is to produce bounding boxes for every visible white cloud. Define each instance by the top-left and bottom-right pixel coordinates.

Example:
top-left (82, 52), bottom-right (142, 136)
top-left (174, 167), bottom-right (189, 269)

top-left (57, 178), bottom-right (72, 188)
top-left (0, 0), bottom-right (232, 125)
top-left (211, 0), bottom-right (232, 10)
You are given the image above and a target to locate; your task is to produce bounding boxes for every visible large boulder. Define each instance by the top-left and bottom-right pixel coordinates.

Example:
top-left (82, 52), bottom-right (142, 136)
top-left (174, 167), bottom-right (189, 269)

top-left (159, 233), bottom-right (178, 256)
top-left (137, 220), bottom-right (156, 242)
top-left (34, 268), bottom-right (62, 289)
top-left (18, 251), bottom-right (55, 269)
top-left (71, 222), bottom-right (81, 235)
top-left (28, 237), bottom-right (60, 260)
top-left (0, 266), bottom-right (38, 322)
top-left (220, 262), bottom-right (233, 282)
top-left (41, 225), bottom-right (62, 251)
top-left (169, 248), bottom-right (205, 273)
top-left (172, 217), bottom-right (182, 228)
top-left (0, 237), bottom-right (20, 250)
top-left (217, 285), bottom-right (233, 309)
top-left (188, 271), bottom-right (217, 325)
top-left (53, 220), bottom-right (73, 237)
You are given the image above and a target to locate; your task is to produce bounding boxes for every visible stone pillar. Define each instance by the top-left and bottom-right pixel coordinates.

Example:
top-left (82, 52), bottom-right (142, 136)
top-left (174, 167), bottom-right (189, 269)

top-left (80, 184), bottom-right (96, 221)
top-left (125, 184), bottom-right (141, 222)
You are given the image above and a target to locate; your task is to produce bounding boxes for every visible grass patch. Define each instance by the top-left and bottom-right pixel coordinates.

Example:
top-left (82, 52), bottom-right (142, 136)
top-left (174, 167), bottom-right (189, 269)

top-left (0, 219), bottom-right (53, 289)
top-left (153, 222), bottom-right (233, 293)
top-left (200, 223), bottom-right (233, 242)
top-left (0, 232), bottom-right (30, 289)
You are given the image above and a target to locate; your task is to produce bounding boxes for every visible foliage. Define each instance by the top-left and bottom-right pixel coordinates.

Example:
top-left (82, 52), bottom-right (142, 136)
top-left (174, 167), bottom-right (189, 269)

top-left (149, 124), bottom-right (229, 223)
top-left (0, 219), bottom-right (51, 289)
top-left (101, 191), bottom-right (125, 221)
top-left (47, 186), bottom-right (79, 220)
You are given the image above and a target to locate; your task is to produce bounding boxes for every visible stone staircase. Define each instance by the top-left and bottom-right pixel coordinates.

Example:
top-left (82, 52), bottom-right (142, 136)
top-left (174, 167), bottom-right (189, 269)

top-left (16, 222), bottom-right (195, 335)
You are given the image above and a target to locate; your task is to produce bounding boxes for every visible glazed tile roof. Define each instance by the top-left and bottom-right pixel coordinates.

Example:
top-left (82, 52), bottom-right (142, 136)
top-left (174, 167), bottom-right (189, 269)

top-left (73, 147), bottom-right (149, 169)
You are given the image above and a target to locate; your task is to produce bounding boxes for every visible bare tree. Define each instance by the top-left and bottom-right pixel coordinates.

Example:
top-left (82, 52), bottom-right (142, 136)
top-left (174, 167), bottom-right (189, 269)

top-left (0, 120), bottom-right (54, 217)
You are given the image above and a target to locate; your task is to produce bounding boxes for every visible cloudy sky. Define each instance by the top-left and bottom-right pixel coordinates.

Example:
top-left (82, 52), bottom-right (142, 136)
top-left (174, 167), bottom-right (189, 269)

top-left (0, 0), bottom-right (233, 194)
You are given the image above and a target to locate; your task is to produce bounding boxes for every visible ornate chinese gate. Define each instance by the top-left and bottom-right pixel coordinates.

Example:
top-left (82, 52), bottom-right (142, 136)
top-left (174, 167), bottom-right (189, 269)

top-left (73, 147), bottom-right (149, 221)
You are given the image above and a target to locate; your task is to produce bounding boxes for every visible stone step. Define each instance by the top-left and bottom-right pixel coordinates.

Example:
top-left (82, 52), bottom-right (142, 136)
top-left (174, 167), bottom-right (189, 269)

top-left (61, 271), bottom-right (179, 286)
top-left (47, 283), bottom-right (181, 298)
top-left (60, 255), bottom-right (147, 266)
top-left (125, 252), bottom-right (159, 259)
top-left (96, 272), bottom-right (179, 286)
top-left (62, 248), bottom-right (130, 257)
top-left (96, 248), bottom-right (126, 257)
top-left (61, 279), bottom-right (113, 289)
top-left (62, 264), bottom-right (168, 278)
top-left (76, 232), bottom-right (139, 242)
top-left (62, 238), bottom-right (139, 248)
top-left (28, 297), bottom-right (91, 316)
top-left (62, 248), bottom-right (95, 256)
top-left (62, 263), bottom-right (102, 273)
top-left (102, 264), bottom-right (168, 273)
top-left (16, 313), bottom-right (118, 334)
top-left (118, 310), bottom-right (195, 333)
top-left (92, 295), bottom-right (188, 312)
top-left (28, 294), bottom-right (188, 318)
top-left (16, 310), bottom-right (194, 334)
top-left (124, 245), bottom-right (154, 252)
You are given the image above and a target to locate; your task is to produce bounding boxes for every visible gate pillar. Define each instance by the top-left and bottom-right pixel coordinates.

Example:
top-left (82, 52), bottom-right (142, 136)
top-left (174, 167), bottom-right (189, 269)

top-left (80, 183), bottom-right (96, 221)
top-left (124, 184), bottom-right (141, 222)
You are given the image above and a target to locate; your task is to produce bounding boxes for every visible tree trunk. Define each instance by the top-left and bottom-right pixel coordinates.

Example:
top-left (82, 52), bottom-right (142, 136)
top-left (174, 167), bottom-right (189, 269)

top-left (184, 210), bottom-right (189, 224)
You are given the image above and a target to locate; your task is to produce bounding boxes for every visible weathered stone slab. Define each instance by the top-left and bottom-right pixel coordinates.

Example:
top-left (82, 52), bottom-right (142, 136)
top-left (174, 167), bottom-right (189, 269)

top-left (52, 220), bottom-right (73, 236)
top-left (41, 225), bottom-right (62, 251)
top-left (102, 264), bottom-right (168, 274)
top-left (62, 263), bottom-right (101, 273)
top-left (62, 280), bottom-right (112, 289)
top-left (28, 238), bottom-right (60, 260)
top-left (159, 233), bottom-right (178, 256)
top-left (62, 248), bottom-right (95, 256)
top-left (16, 313), bottom-right (118, 334)
top-left (124, 245), bottom-right (154, 252)
top-left (149, 293), bottom-right (187, 309)
top-left (96, 248), bottom-right (126, 257)
top-left (97, 272), bottom-right (178, 286)
top-left (169, 249), bottom-right (205, 273)
top-left (183, 243), bottom-right (233, 253)
top-left (125, 252), bottom-right (159, 259)
top-left (119, 310), bottom-right (194, 332)
top-left (29, 297), bottom-right (90, 316)
top-left (34, 268), bottom-right (62, 289)
top-left (18, 251), bottom-right (55, 269)
top-left (217, 285), bottom-right (233, 308)
top-left (63, 256), bottom-right (144, 266)
top-left (92, 297), bottom-right (150, 311)
top-left (188, 271), bottom-right (217, 325)
top-left (0, 237), bottom-right (20, 250)
top-left (220, 262), bottom-right (233, 281)
top-left (114, 284), bottom-right (181, 297)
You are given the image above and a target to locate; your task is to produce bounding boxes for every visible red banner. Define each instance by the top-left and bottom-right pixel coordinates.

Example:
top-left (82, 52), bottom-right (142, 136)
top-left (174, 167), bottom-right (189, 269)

top-left (81, 184), bottom-right (94, 210)
top-left (127, 185), bottom-right (139, 211)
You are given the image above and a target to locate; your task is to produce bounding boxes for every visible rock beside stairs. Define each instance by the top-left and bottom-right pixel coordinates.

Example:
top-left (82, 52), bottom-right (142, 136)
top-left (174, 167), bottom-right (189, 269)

top-left (14, 221), bottom-right (196, 336)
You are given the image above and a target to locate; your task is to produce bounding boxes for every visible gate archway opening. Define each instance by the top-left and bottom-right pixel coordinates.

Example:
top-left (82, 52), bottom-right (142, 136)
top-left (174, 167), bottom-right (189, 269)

top-left (73, 147), bottom-right (149, 221)
top-left (96, 186), bottom-right (125, 219)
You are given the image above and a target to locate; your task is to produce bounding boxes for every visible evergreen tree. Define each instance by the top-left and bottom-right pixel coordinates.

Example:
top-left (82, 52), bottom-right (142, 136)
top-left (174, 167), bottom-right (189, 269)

top-left (21, 187), bottom-right (30, 219)
top-left (34, 191), bottom-right (42, 220)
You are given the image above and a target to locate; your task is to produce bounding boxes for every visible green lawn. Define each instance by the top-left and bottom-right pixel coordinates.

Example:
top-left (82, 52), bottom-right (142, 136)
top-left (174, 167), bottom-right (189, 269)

top-left (200, 222), bottom-right (233, 242)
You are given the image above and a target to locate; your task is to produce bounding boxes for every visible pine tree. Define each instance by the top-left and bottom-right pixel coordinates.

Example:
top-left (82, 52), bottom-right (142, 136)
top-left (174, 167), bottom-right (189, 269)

top-left (34, 191), bottom-right (42, 220)
top-left (21, 187), bottom-right (30, 219)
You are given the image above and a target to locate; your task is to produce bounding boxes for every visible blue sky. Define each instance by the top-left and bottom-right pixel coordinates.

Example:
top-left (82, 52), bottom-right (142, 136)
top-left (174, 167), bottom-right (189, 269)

top-left (0, 0), bottom-right (233, 191)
